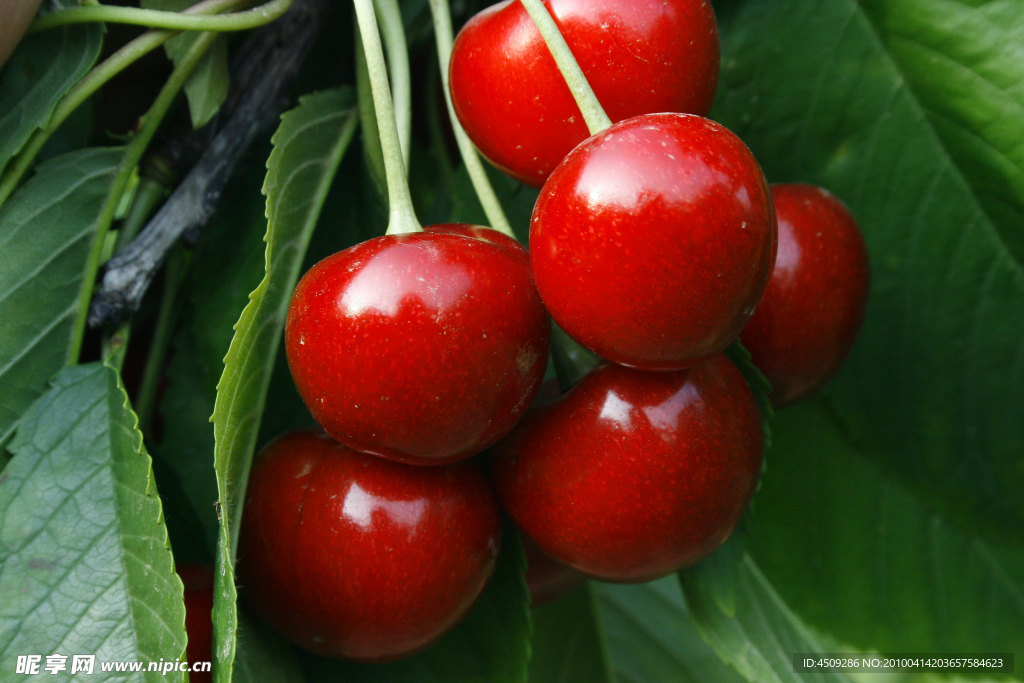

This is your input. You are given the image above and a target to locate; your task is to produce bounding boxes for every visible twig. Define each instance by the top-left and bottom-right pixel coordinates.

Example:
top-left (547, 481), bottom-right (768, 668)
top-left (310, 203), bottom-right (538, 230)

top-left (88, 0), bottom-right (325, 327)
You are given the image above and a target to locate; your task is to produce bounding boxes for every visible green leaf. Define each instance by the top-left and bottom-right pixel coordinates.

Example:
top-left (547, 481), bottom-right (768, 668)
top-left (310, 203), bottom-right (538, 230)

top-left (529, 583), bottom-right (615, 683)
top-left (155, 161), bottom-right (271, 557)
top-left (595, 577), bottom-right (746, 683)
top-left (302, 525), bottom-right (532, 683)
top-left (858, 0), bottom-right (1024, 264)
top-left (156, 331), bottom-right (220, 553)
top-left (679, 554), bottom-right (854, 683)
top-left (747, 400), bottom-right (1024, 658)
top-left (712, 0), bottom-right (1024, 542)
top-left (0, 147), bottom-right (122, 449)
top-left (141, 0), bottom-right (229, 129)
top-left (0, 363), bottom-right (187, 680)
top-left (209, 88), bottom-right (358, 683)
top-left (0, 25), bottom-right (103, 177)
top-left (235, 605), bottom-right (308, 683)
top-left (724, 340), bottom-right (773, 453)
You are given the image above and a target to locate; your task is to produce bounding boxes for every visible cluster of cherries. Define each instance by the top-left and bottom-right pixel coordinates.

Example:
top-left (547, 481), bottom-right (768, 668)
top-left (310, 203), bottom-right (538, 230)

top-left (236, 0), bottom-right (869, 665)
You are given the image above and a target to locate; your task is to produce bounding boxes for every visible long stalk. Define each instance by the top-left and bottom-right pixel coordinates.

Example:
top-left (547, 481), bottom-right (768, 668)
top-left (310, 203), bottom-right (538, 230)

top-left (518, 0), bottom-right (610, 135)
top-left (30, 0), bottom-right (293, 33)
top-left (352, 0), bottom-right (422, 235)
top-left (373, 0), bottom-right (411, 165)
top-left (427, 0), bottom-right (515, 238)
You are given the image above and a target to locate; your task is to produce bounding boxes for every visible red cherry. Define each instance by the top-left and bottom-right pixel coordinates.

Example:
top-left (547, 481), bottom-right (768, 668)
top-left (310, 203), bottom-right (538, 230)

top-left (449, 0), bottom-right (719, 187)
top-left (237, 429), bottom-right (502, 661)
top-left (740, 183), bottom-right (870, 406)
top-left (491, 355), bottom-right (762, 582)
top-left (285, 226), bottom-right (550, 465)
top-left (522, 533), bottom-right (585, 606)
top-left (177, 565), bottom-right (213, 683)
top-left (531, 113), bottom-right (777, 371)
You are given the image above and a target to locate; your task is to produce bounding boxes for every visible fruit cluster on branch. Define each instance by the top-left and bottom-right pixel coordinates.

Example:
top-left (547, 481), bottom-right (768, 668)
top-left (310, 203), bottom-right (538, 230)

top-left (237, 0), bottom-right (870, 662)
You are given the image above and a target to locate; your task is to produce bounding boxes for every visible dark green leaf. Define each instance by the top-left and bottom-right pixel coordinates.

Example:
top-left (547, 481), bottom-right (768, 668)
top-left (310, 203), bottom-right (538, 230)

top-left (530, 582), bottom-right (615, 683)
top-left (712, 0), bottom-right (1024, 542)
top-left (154, 159), bottom-right (272, 557)
top-left (235, 605), bottom-right (308, 683)
top-left (0, 363), bottom-right (187, 681)
top-left (858, 0), bottom-right (1024, 264)
top-left (302, 525), bottom-right (531, 683)
top-left (0, 147), bottom-right (122, 449)
top-left (748, 400), bottom-right (1024, 657)
top-left (595, 577), bottom-right (746, 683)
top-left (0, 26), bottom-right (103, 177)
top-left (156, 331), bottom-right (220, 554)
top-left (209, 88), bottom-right (358, 683)
top-left (141, 0), bottom-right (229, 129)
top-left (679, 554), bottom-right (854, 683)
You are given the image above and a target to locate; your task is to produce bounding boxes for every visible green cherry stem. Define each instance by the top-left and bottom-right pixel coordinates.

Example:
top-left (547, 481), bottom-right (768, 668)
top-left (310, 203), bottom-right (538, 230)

top-left (518, 0), bottom-right (611, 135)
top-left (374, 0), bottom-right (411, 166)
top-left (427, 0), bottom-right (514, 238)
top-left (29, 0), bottom-right (292, 33)
top-left (353, 0), bottom-right (422, 235)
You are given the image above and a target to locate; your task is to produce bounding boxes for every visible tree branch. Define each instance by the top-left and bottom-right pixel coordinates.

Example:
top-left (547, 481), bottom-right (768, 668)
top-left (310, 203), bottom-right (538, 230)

top-left (88, 0), bottom-right (325, 327)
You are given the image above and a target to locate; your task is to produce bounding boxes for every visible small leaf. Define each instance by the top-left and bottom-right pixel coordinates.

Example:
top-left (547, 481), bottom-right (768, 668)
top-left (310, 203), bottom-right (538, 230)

top-left (529, 582), bottom-right (615, 683)
top-left (0, 147), bottom-right (122, 449)
top-left (0, 25), bottom-right (103, 177)
top-left (679, 554), bottom-right (854, 683)
top-left (209, 88), bottom-right (358, 683)
top-left (595, 577), bottom-right (747, 683)
top-left (723, 340), bottom-right (773, 453)
top-left (0, 363), bottom-right (187, 681)
top-left (141, 0), bottom-right (230, 129)
top-left (302, 524), bottom-right (532, 683)
top-left (747, 400), bottom-right (1024, 659)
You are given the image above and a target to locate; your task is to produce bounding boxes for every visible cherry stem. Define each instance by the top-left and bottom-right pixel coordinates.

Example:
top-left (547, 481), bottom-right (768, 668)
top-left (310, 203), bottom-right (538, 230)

top-left (29, 0), bottom-right (293, 33)
top-left (373, 0), bottom-right (411, 166)
top-left (427, 0), bottom-right (515, 238)
top-left (518, 0), bottom-right (611, 136)
top-left (353, 0), bottom-right (422, 235)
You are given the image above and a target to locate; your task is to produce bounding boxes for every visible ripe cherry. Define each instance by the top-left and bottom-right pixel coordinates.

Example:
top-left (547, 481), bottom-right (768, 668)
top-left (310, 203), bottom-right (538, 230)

top-left (177, 565), bottom-right (213, 683)
top-left (449, 0), bottom-right (719, 187)
top-left (491, 355), bottom-right (762, 582)
top-left (237, 429), bottom-right (502, 661)
top-left (531, 113), bottom-right (776, 371)
top-left (740, 183), bottom-right (870, 406)
top-left (285, 226), bottom-right (549, 465)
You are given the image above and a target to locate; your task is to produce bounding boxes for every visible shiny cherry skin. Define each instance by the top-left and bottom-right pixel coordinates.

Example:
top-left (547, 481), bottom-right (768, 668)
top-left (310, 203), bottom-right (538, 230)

top-left (740, 183), bottom-right (870, 407)
top-left (178, 565), bottom-right (213, 683)
top-left (237, 429), bottom-right (502, 661)
top-left (491, 355), bottom-right (762, 582)
top-left (449, 0), bottom-right (719, 187)
top-left (285, 226), bottom-right (550, 465)
top-left (531, 113), bottom-right (777, 371)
